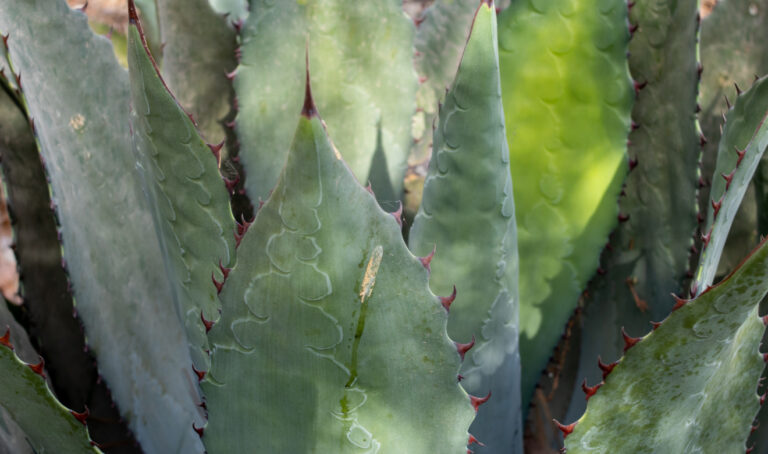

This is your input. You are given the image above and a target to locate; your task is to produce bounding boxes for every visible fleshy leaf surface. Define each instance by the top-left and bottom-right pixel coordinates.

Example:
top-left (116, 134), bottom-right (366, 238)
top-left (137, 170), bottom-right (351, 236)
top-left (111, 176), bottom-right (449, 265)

top-left (497, 0), bottom-right (633, 409)
top-left (409, 3), bottom-right (521, 452)
top-left (202, 88), bottom-right (474, 453)
top-left (156, 0), bottom-right (238, 161)
top-left (0, 2), bottom-right (203, 452)
top-left (0, 332), bottom-right (99, 454)
top-left (566, 0), bottom-right (701, 425)
top-left (235, 0), bottom-right (417, 203)
top-left (412, 0), bottom-right (477, 163)
top-left (566, 237), bottom-right (768, 453)
top-left (128, 8), bottom-right (237, 372)
top-left (693, 76), bottom-right (768, 295)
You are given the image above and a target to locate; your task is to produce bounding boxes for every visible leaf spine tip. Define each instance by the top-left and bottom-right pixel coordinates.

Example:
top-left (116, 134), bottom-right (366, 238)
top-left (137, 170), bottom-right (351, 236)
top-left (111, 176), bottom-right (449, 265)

top-left (301, 49), bottom-right (317, 118)
top-left (650, 321), bottom-right (662, 330)
top-left (621, 327), bottom-right (641, 351)
top-left (212, 273), bottom-right (224, 294)
top-left (470, 391), bottom-right (491, 412)
top-left (0, 327), bottom-right (11, 349)
top-left (201, 311), bottom-right (215, 333)
top-left (28, 357), bottom-right (45, 378)
top-left (391, 202), bottom-right (404, 228)
top-left (70, 406), bottom-right (89, 425)
top-left (671, 293), bottom-right (689, 311)
top-left (553, 419), bottom-right (576, 438)
top-left (192, 422), bottom-right (204, 438)
top-left (597, 356), bottom-right (617, 379)
top-left (440, 286), bottom-right (457, 311)
top-left (581, 379), bottom-right (603, 401)
top-left (192, 365), bottom-right (206, 382)
top-left (419, 245), bottom-right (436, 271)
top-left (468, 433), bottom-right (484, 446)
top-left (455, 336), bottom-right (475, 361)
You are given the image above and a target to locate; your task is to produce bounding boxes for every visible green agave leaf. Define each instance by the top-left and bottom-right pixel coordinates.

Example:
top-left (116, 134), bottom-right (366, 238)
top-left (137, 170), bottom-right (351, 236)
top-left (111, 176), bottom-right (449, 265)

top-left (128, 5), bottom-right (237, 374)
top-left (693, 76), bottom-right (768, 295)
top-left (234, 0), bottom-right (417, 205)
top-left (0, 2), bottom-right (203, 452)
top-left (412, 0), bottom-right (477, 164)
top-left (409, 3), bottom-right (521, 452)
top-left (497, 0), bottom-right (634, 409)
top-left (156, 0), bottom-right (238, 161)
top-left (565, 236), bottom-right (768, 453)
top-left (565, 0), bottom-right (701, 426)
top-left (0, 76), bottom-right (135, 451)
top-left (202, 84), bottom-right (475, 453)
top-left (0, 330), bottom-right (99, 454)
top-left (699, 0), bottom-right (768, 277)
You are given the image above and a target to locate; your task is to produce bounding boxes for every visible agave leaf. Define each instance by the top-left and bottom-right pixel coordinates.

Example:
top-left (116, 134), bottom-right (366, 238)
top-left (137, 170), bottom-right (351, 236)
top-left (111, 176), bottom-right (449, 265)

top-left (699, 0), bottom-right (768, 278)
top-left (202, 81), bottom-right (474, 453)
top-left (409, 3), bottom-right (521, 452)
top-left (693, 76), bottom-right (768, 295)
top-left (234, 0), bottom-right (417, 204)
top-left (128, 4), bottom-right (237, 375)
top-left (0, 2), bottom-right (203, 452)
top-left (565, 236), bottom-right (768, 453)
top-left (412, 0), bottom-right (477, 164)
top-left (0, 330), bottom-right (99, 454)
top-left (497, 0), bottom-right (634, 409)
top-left (156, 0), bottom-right (238, 161)
top-left (564, 0), bottom-right (701, 429)
top-left (0, 75), bottom-right (139, 451)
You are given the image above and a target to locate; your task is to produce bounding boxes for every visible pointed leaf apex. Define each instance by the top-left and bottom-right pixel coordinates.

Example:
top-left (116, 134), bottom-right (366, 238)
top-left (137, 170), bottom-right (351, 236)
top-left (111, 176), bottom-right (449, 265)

top-left (553, 419), bottom-right (577, 438)
top-left (301, 51), bottom-right (317, 118)
top-left (470, 391), bottom-right (491, 412)
top-left (440, 286), bottom-right (457, 311)
top-left (127, 0), bottom-right (139, 25)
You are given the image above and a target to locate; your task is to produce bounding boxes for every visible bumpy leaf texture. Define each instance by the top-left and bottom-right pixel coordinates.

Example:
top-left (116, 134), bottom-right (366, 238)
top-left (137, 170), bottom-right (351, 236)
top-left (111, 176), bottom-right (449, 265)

top-left (497, 0), bottom-right (634, 410)
top-left (128, 6), bottom-right (236, 374)
top-left (565, 236), bottom-right (768, 453)
top-left (566, 0), bottom-right (701, 426)
top-left (202, 82), bottom-right (474, 453)
top-left (409, 2), bottom-right (521, 452)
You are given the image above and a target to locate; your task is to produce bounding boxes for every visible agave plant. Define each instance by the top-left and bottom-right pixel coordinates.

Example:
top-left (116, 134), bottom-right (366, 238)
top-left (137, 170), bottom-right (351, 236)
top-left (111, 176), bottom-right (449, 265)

top-left (1, 0), bottom-right (768, 453)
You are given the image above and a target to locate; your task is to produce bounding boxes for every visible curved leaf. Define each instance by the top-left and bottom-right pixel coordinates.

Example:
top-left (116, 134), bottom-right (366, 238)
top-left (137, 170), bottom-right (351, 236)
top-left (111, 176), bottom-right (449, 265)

top-left (128, 6), bottom-right (237, 374)
top-left (0, 2), bottom-right (203, 452)
top-left (0, 331), bottom-right (99, 454)
top-left (202, 84), bottom-right (474, 453)
top-left (497, 0), bottom-right (634, 409)
top-left (409, 3), bottom-right (521, 452)
top-left (565, 237), bottom-right (768, 453)
top-left (566, 0), bottom-right (701, 427)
